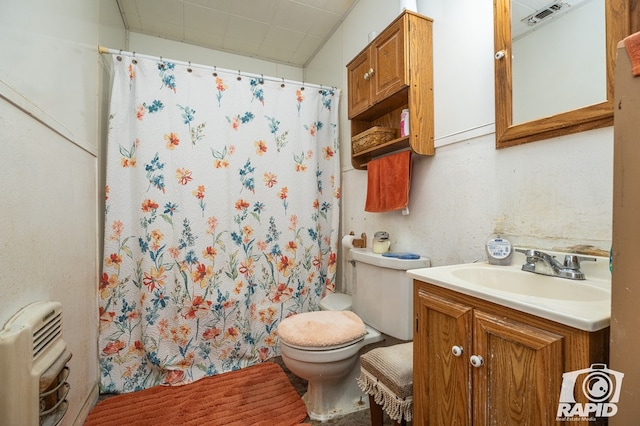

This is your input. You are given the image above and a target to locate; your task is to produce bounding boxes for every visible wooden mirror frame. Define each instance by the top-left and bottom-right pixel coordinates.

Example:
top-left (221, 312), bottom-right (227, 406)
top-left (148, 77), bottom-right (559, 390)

top-left (494, 0), bottom-right (632, 148)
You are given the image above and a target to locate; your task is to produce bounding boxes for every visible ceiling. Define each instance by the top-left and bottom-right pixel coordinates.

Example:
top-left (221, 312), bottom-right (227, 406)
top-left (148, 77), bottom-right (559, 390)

top-left (116, 0), bottom-right (360, 67)
top-left (115, 0), bottom-right (592, 66)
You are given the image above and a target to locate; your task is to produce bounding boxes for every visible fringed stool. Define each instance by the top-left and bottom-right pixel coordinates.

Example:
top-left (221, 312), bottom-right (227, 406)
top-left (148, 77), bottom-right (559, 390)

top-left (357, 342), bottom-right (413, 426)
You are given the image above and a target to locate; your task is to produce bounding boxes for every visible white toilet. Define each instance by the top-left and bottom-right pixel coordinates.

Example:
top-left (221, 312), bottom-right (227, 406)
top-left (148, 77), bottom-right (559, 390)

top-left (277, 248), bottom-right (430, 421)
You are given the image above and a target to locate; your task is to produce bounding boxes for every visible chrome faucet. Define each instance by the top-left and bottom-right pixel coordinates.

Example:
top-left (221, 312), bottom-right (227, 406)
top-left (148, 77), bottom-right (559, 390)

top-left (515, 249), bottom-right (596, 280)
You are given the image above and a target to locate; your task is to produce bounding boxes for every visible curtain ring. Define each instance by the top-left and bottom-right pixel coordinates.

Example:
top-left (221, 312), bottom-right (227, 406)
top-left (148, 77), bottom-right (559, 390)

top-left (281, 77), bottom-right (285, 88)
top-left (187, 61), bottom-right (192, 73)
top-left (318, 84), bottom-right (323, 94)
top-left (237, 70), bottom-right (242, 81)
top-left (260, 74), bottom-right (264, 84)
top-left (213, 66), bottom-right (217, 77)
top-left (300, 81), bottom-right (305, 91)
top-left (132, 51), bottom-right (137, 64)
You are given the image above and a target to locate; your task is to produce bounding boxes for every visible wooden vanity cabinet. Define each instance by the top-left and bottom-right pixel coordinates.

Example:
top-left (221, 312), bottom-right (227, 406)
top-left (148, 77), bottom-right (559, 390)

top-left (346, 11), bottom-right (434, 169)
top-left (413, 281), bottom-right (609, 425)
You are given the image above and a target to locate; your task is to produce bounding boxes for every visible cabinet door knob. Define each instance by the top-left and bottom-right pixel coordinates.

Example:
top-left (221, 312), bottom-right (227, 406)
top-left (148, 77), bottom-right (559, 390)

top-left (364, 72), bottom-right (370, 80)
top-left (451, 345), bottom-right (464, 357)
top-left (470, 355), bottom-right (484, 368)
top-left (368, 68), bottom-right (375, 76)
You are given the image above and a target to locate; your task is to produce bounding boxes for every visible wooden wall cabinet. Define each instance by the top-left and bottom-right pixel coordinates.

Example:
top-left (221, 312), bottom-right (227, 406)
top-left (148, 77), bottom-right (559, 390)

top-left (346, 11), bottom-right (434, 170)
top-left (413, 281), bottom-right (609, 425)
top-left (347, 18), bottom-right (406, 119)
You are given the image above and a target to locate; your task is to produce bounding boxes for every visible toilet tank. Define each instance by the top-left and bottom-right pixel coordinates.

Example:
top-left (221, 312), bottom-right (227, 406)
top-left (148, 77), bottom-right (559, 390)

top-left (350, 248), bottom-right (430, 340)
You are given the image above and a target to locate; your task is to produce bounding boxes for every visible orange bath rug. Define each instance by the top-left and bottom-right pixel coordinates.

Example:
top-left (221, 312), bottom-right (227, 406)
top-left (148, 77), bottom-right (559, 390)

top-left (84, 362), bottom-right (309, 426)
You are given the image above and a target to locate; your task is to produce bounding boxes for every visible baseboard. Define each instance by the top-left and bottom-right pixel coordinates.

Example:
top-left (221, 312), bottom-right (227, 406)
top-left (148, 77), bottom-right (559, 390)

top-left (72, 383), bottom-right (100, 426)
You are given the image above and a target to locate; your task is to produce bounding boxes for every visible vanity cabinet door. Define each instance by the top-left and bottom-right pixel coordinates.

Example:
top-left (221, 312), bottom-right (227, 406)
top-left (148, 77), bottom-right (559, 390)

top-left (472, 310), bottom-right (564, 425)
top-left (414, 289), bottom-right (473, 425)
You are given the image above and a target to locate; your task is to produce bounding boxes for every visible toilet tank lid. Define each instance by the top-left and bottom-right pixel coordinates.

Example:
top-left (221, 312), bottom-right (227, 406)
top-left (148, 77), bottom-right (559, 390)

top-left (320, 293), bottom-right (353, 311)
top-left (350, 248), bottom-right (430, 270)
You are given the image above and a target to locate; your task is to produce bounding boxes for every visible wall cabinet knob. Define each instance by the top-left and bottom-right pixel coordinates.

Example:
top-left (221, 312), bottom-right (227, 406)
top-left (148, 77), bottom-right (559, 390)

top-left (494, 50), bottom-right (505, 60)
top-left (451, 345), bottom-right (464, 357)
top-left (470, 355), bottom-right (484, 368)
top-left (363, 68), bottom-right (375, 81)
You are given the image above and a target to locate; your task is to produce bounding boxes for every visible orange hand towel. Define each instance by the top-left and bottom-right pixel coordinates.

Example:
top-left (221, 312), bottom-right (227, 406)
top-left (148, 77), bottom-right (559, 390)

top-left (623, 31), bottom-right (640, 77)
top-left (365, 151), bottom-right (411, 212)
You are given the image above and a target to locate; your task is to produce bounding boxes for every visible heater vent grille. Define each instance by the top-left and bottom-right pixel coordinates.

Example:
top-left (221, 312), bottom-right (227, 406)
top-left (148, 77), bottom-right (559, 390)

top-left (33, 311), bottom-right (63, 360)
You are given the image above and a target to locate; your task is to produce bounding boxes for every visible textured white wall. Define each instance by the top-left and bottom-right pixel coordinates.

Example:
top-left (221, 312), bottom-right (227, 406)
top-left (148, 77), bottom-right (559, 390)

top-left (0, 0), bottom-right (125, 424)
top-left (0, 0), bottom-right (99, 152)
top-left (306, 0), bottom-right (613, 278)
top-left (0, 104), bottom-right (98, 424)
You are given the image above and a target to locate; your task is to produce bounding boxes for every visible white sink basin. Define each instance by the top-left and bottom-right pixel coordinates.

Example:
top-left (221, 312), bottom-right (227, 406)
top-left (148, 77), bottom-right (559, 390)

top-left (449, 266), bottom-right (609, 302)
top-left (407, 250), bottom-right (611, 331)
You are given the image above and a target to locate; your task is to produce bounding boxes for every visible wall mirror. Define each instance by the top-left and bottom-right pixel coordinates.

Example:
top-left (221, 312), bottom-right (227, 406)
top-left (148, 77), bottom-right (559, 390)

top-left (494, 0), bottom-right (630, 148)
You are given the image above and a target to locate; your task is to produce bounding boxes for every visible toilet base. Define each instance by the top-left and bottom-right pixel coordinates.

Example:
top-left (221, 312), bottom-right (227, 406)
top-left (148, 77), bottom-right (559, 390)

top-left (303, 391), bottom-right (369, 422)
top-left (280, 325), bottom-right (384, 421)
top-left (302, 355), bottom-right (370, 421)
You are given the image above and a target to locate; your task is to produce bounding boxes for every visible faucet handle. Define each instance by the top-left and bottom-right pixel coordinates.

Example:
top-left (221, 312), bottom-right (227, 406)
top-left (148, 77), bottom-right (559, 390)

top-left (515, 248), bottom-right (545, 260)
top-left (515, 248), bottom-right (532, 260)
top-left (515, 249), bottom-right (542, 270)
top-left (563, 254), bottom-right (597, 270)
top-left (515, 248), bottom-right (537, 257)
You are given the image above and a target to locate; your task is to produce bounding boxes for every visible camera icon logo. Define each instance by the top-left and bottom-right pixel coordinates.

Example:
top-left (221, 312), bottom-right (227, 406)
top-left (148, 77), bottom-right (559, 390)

top-left (557, 363), bottom-right (624, 419)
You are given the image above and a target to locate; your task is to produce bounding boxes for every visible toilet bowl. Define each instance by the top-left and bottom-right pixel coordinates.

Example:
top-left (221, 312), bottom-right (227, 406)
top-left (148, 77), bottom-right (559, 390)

top-left (279, 311), bottom-right (382, 421)
top-left (277, 249), bottom-right (430, 421)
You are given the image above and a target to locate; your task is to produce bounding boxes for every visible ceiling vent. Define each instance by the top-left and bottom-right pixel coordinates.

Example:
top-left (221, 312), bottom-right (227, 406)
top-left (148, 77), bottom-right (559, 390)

top-left (522, 2), bottom-right (570, 26)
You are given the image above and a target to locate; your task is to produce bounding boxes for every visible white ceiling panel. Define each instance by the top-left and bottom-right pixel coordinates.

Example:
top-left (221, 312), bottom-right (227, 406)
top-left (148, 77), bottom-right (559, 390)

top-left (115, 0), bottom-right (361, 67)
top-left (183, 4), bottom-right (230, 37)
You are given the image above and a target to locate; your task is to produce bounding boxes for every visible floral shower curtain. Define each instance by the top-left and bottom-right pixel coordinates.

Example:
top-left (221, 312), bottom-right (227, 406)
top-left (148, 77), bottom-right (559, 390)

top-left (99, 54), bottom-right (340, 393)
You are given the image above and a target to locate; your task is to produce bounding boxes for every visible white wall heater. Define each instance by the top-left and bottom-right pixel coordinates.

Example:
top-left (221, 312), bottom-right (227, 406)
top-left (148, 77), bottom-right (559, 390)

top-left (0, 301), bottom-right (72, 426)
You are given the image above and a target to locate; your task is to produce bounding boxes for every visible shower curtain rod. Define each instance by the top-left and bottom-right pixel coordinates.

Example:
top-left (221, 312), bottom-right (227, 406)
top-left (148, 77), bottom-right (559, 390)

top-left (98, 45), bottom-right (338, 91)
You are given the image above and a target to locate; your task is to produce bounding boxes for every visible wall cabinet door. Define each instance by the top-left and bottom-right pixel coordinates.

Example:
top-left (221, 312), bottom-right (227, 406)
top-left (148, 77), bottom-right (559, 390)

top-left (370, 17), bottom-right (406, 102)
top-left (347, 50), bottom-right (372, 119)
top-left (346, 18), bottom-right (407, 119)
